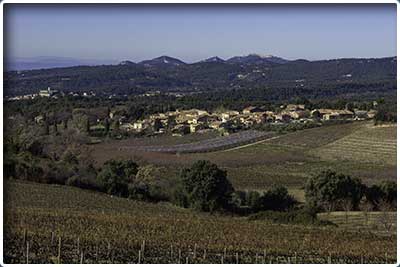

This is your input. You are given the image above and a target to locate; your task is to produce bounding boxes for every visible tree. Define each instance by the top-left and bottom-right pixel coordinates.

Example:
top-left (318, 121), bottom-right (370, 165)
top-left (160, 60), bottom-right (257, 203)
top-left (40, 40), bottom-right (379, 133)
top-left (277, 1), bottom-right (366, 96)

top-left (178, 160), bottom-right (234, 212)
top-left (63, 119), bottom-right (68, 130)
top-left (71, 114), bottom-right (90, 133)
top-left (86, 117), bottom-right (91, 134)
top-left (113, 120), bottom-right (120, 131)
top-left (359, 198), bottom-right (374, 226)
top-left (104, 118), bottom-right (110, 135)
top-left (379, 181), bottom-right (396, 208)
top-left (97, 159), bottom-right (138, 197)
top-left (305, 170), bottom-right (364, 212)
top-left (364, 184), bottom-right (383, 208)
top-left (377, 200), bottom-right (394, 233)
top-left (129, 164), bottom-right (169, 201)
top-left (54, 121), bottom-right (58, 134)
top-left (153, 118), bottom-right (163, 132)
top-left (340, 198), bottom-right (354, 225)
top-left (44, 120), bottom-right (50, 135)
top-left (365, 181), bottom-right (397, 210)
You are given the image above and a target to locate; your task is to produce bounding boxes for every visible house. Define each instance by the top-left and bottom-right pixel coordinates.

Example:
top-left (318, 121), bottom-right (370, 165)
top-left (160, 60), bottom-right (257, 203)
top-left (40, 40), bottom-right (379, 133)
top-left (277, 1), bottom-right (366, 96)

top-left (39, 87), bottom-right (59, 97)
top-left (314, 109), bottom-right (335, 117)
top-left (210, 121), bottom-right (223, 130)
top-left (288, 110), bottom-right (310, 120)
top-left (322, 110), bottom-right (353, 120)
top-left (175, 114), bottom-right (190, 124)
top-left (172, 124), bottom-right (190, 136)
top-left (242, 106), bottom-right (264, 114)
top-left (367, 110), bottom-right (377, 119)
top-left (310, 109), bottom-right (322, 119)
top-left (220, 110), bottom-right (240, 122)
top-left (150, 113), bottom-right (167, 120)
top-left (336, 110), bottom-right (354, 120)
top-left (180, 109), bottom-right (208, 117)
top-left (193, 115), bottom-right (210, 124)
top-left (353, 109), bottom-right (369, 120)
top-left (285, 104), bottom-right (305, 111)
top-left (323, 113), bottom-right (340, 121)
top-left (190, 123), bottom-right (206, 133)
top-left (120, 123), bottom-right (136, 131)
top-left (275, 113), bottom-right (292, 123)
top-left (133, 120), bottom-right (151, 131)
top-left (313, 109), bottom-right (353, 121)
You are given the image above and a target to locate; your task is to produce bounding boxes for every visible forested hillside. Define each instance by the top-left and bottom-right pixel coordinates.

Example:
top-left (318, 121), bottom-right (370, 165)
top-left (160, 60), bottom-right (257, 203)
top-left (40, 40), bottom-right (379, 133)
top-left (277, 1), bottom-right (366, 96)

top-left (4, 56), bottom-right (396, 99)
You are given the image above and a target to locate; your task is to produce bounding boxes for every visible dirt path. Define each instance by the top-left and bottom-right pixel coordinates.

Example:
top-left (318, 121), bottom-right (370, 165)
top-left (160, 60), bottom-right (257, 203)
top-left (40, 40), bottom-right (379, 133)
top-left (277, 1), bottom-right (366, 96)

top-left (217, 135), bottom-right (281, 152)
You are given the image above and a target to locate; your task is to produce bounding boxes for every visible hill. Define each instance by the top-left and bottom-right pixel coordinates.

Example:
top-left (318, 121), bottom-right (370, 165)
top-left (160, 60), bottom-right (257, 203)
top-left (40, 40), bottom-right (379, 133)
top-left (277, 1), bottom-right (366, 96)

top-left (4, 180), bottom-right (395, 264)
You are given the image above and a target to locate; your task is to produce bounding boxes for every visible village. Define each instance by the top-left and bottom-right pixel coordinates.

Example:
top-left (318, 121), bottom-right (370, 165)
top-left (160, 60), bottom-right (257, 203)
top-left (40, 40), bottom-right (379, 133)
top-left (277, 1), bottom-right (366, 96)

top-left (20, 87), bottom-right (379, 138)
top-left (118, 103), bottom-right (378, 136)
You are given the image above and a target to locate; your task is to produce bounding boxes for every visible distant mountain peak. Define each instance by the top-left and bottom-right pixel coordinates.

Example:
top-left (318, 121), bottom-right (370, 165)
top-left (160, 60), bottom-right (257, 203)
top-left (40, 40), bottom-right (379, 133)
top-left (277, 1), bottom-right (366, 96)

top-left (201, 56), bottom-right (225, 63)
top-left (119, 60), bottom-right (135, 65)
top-left (248, 53), bottom-right (273, 58)
top-left (227, 54), bottom-right (288, 64)
top-left (139, 55), bottom-right (186, 67)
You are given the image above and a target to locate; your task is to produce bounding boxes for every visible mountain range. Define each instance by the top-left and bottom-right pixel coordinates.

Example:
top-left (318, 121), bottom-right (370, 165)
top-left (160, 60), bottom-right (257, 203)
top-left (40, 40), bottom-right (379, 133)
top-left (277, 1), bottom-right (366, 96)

top-left (4, 54), bottom-right (396, 99)
top-left (6, 54), bottom-right (290, 71)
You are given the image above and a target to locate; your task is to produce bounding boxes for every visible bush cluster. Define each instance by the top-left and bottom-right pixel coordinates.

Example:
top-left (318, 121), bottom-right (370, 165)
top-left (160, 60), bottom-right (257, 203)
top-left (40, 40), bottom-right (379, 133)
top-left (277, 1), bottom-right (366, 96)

top-left (233, 186), bottom-right (296, 213)
top-left (248, 210), bottom-right (335, 226)
top-left (305, 170), bottom-right (396, 212)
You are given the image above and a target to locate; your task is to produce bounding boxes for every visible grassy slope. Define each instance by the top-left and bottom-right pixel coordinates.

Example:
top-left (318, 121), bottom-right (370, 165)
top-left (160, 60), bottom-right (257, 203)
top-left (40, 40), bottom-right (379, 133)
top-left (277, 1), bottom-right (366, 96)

top-left (4, 180), bottom-right (396, 264)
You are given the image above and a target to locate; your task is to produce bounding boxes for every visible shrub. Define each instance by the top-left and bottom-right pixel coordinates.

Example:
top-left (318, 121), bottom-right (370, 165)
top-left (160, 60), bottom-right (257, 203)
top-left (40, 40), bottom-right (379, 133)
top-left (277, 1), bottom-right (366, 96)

top-left (42, 161), bottom-right (75, 185)
top-left (66, 173), bottom-right (102, 191)
top-left (254, 185), bottom-right (296, 212)
top-left (13, 152), bottom-right (45, 182)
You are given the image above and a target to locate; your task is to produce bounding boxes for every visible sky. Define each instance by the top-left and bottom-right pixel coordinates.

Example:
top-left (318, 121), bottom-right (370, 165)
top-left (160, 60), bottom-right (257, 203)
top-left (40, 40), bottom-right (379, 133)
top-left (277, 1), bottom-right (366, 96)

top-left (4, 4), bottom-right (397, 62)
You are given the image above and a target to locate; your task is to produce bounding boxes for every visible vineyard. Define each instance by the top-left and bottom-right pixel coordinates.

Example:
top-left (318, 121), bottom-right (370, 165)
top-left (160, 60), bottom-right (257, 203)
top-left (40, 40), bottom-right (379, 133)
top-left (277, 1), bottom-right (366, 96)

top-left (3, 180), bottom-right (396, 264)
top-left (119, 130), bottom-right (275, 154)
top-left (312, 124), bottom-right (396, 165)
top-left (91, 121), bottom-right (396, 191)
top-left (318, 211), bottom-right (397, 235)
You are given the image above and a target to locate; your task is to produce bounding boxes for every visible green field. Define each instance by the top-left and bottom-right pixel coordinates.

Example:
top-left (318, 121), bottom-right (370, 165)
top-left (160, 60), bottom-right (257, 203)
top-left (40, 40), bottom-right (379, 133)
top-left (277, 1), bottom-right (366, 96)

top-left (4, 180), bottom-right (396, 264)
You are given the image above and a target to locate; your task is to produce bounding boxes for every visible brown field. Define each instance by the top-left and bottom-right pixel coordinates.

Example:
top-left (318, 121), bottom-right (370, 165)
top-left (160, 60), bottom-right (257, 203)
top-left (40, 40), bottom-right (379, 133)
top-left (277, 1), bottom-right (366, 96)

top-left (4, 180), bottom-right (396, 264)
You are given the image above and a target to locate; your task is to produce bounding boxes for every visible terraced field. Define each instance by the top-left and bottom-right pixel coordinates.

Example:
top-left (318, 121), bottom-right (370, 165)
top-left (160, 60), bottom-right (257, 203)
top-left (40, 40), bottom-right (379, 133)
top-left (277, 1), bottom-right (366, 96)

top-left (312, 124), bottom-right (396, 165)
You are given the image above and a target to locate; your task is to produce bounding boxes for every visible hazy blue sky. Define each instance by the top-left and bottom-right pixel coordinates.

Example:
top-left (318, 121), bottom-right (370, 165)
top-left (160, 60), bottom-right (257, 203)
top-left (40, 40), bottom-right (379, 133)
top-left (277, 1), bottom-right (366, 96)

top-left (5, 4), bottom-right (397, 62)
